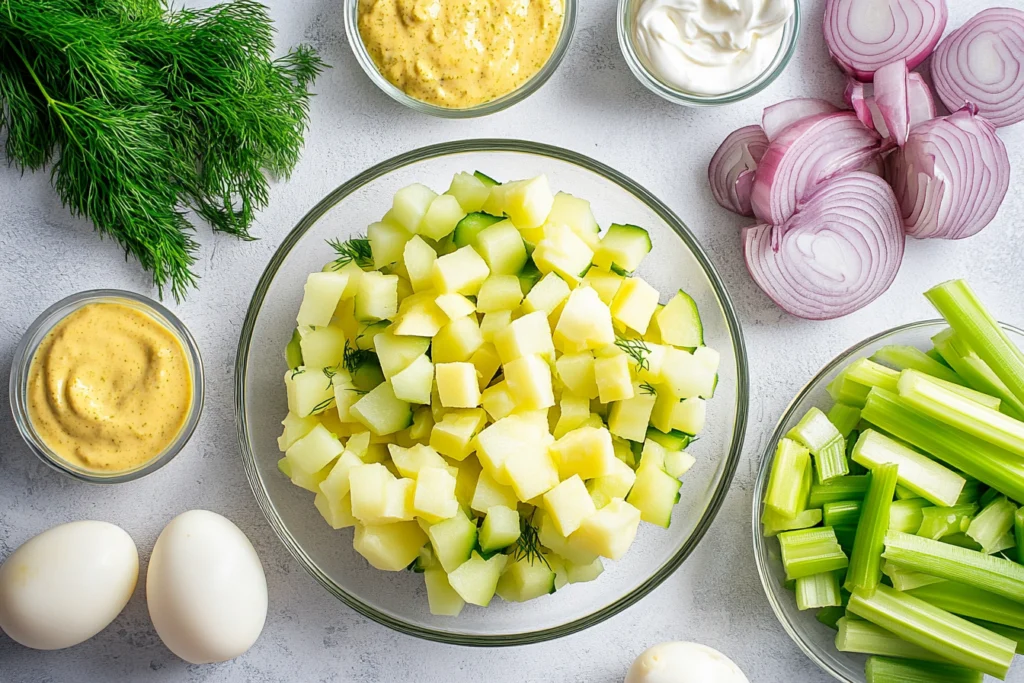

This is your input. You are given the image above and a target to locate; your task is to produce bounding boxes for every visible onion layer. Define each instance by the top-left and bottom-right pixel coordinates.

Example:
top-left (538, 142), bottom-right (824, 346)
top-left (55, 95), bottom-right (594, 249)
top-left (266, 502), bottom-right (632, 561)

top-left (888, 107), bottom-right (1010, 240)
top-left (824, 0), bottom-right (947, 81)
top-left (750, 112), bottom-right (882, 225)
top-left (744, 172), bottom-right (905, 321)
top-left (873, 60), bottom-right (911, 146)
top-left (845, 70), bottom-right (936, 142)
top-left (762, 99), bottom-right (840, 141)
top-left (931, 7), bottom-right (1024, 128)
top-left (708, 125), bottom-right (769, 217)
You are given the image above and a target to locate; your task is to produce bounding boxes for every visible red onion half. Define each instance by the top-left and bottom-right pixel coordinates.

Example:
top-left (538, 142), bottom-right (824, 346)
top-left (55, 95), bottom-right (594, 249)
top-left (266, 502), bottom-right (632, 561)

top-left (888, 106), bottom-right (1010, 240)
top-left (762, 99), bottom-right (840, 141)
top-left (708, 125), bottom-right (769, 217)
top-left (750, 112), bottom-right (883, 225)
top-left (744, 172), bottom-right (905, 321)
top-left (824, 0), bottom-right (947, 81)
top-left (932, 8), bottom-right (1024, 128)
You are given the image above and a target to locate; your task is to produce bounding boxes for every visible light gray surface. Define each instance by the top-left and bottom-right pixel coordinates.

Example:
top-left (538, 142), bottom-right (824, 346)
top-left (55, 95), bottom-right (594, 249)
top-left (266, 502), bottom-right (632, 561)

top-left (1, 0), bottom-right (1022, 681)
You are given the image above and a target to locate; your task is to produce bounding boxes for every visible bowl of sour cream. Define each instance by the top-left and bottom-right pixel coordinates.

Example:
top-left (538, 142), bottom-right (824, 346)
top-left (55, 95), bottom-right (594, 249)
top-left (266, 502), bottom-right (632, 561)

top-left (618, 0), bottom-right (800, 106)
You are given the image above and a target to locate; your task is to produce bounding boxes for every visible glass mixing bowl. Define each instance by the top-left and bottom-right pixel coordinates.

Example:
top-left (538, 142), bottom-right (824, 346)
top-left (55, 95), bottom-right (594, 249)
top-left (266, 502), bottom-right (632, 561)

top-left (752, 319), bottom-right (1024, 682)
top-left (236, 139), bottom-right (748, 645)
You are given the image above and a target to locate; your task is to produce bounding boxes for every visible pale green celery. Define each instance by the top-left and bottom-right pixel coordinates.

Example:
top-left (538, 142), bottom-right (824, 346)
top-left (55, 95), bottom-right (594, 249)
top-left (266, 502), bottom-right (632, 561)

top-left (823, 500), bottom-right (861, 527)
top-left (895, 486), bottom-right (921, 500)
top-left (926, 348), bottom-right (949, 366)
top-left (917, 505), bottom-right (979, 541)
top-left (883, 530), bottom-right (1024, 605)
top-left (932, 328), bottom-right (1024, 420)
top-left (829, 402), bottom-right (862, 437)
top-left (860, 389), bottom-right (1024, 502)
top-left (864, 656), bottom-right (983, 683)
top-left (846, 463), bottom-right (899, 593)
top-left (852, 429), bottom-right (966, 507)
top-left (889, 499), bottom-right (930, 534)
top-left (762, 507), bottom-right (822, 537)
top-left (817, 605), bottom-right (847, 630)
top-left (968, 620), bottom-right (1024, 655)
top-left (796, 570), bottom-right (842, 610)
top-left (966, 497), bottom-right (1018, 554)
top-left (809, 475), bottom-right (870, 508)
top-left (779, 527), bottom-right (849, 581)
top-left (847, 583), bottom-right (1016, 678)
top-left (882, 561), bottom-right (945, 591)
top-left (925, 375), bottom-right (1003, 411)
top-left (988, 531), bottom-right (1016, 555)
top-left (872, 344), bottom-right (966, 386)
top-left (835, 617), bottom-right (947, 662)
top-left (1016, 508), bottom-right (1024, 563)
top-left (907, 581), bottom-right (1024, 630)
top-left (942, 533), bottom-right (984, 552)
top-left (847, 359), bottom-right (901, 392)
top-left (956, 480), bottom-right (980, 505)
top-left (898, 369), bottom-right (1024, 458)
top-left (789, 407), bottom-right (848, 482)
top-left (763, 438), bottom-right (811, 519)
top-left (979, 486), bottom-right (1000, 509)
top-left (925, 280), bottom-right (1024, 415)
top-left (828, 370), bottom-right (872, 407)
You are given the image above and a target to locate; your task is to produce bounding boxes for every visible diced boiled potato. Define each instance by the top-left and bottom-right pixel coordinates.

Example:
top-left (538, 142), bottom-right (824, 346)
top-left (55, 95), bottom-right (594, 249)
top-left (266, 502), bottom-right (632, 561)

top-left (479, 310), bottom-right (512, 343)
top-left (543, 475), bottom-right (597, 536)
top-left (569, 498), bottom-right (642, 560)
top-left (474, 220), bottom-right (528, 275)
top-left (419, 194), bottom-right (467, 240)
top-left (555, 287), bottom-right (614, 352)
top-left (496, 556), bottom-right (556, 602)
top-left (392, 291), bottom-right (447, 337)
top-left (355, 270), bottom-right (399, 321)
top-left (403, 236), bottom-right (437, 293)
top-left (565, 557), bottom-right (605, 583)
top-left (424, 567), bottom-right (465, 616)
top-left (429, 408), bottom-right (487, 460)
top-left (504, 354), bottom-right (555, 410)
top-left (592, 224), bottom-right (651, 275)
top-left (435, 362), bottom-right (482, 408)
top-left (475, 414), bottom-right (540, 483)
top-left (627, 460), bottom-right (681, 528)
top-left (297, 325), bottom-right (347, 369)
top-left (373, 330), bottom-right (430, 379)
top-left (387, 443), bottom-right (451, 479)
top-left (432, 315), bottom-right (484, 363)
top-left (277, 411), bottom-right (320, 451)
top-left (350, 382), bottom-right (413, 435)
top-left (392, 183), bottom-right (438, 233)
top-left (367, 220), bottom-right (412, 270)
top-left (607, 385), bottom-right (657, 442)
top-left (469, 343), bottom-right (501, 390)
top-left (286, 424), bottom-right (344, 475)
top-left (446, 172), bottom-right (490, 213)
top-left (413, 467), bottom-right (460, 523)
top-left (432, 246), bottom-right (490, 295)
top-left (427, 511), bottom-right (478, 572)
top-left (553, 393), bottom-right (590, 439)
top-left (286, 458), bottom-right (333, 492)
top-left (537, 510), bottom-right (598, 565)
top-left (551, 426), bottom-right (617, 480)
top-left (471, 468), bottom-right (519, 514)
top-left (434, 292), bottom-right (476, 321)
top-left (504, 440), bottom-right (560, 502)
top-left (493, 311), bottom-right (554, 364)
top-left (594, 352), bottom-right (634, 403)
top-left (297, 271), bottom-right (349, 327)
top-left (581, 267), bottom-right (624, 306)
top-left (354, 521), bottom-right (428, 571)
top-left (661, 347), bottom-right (716, 399)
top-left (448, 551), bottom-right (508, 607)
top-left (522, 272), bottom-right (571, 316)
top-left (314, 491), bottom-right (357, 529)
top-left (476, 274), bottom-right (524, 313)
top-left (545, 192), bottom-right (600, 247)
top-left (481, 381), bottom-right (516, 421)
top-left (656, 290), bottom-right (703, 348)
top-left (319, 449), bottom-right (364, 500)
top-left (664, 450), bottom-right (695, 478)
top-left (484, 175), bottom-right (554, 231)
top-left (586, 457), bottom-right (637, 503)
top-left (610, 277), bottom-right (660, 335)
top-left (389, 353), bottom-right (434, 404)
top-left (554, 352), bottom-right (599, 400)
top-left (349, 463), bottom-right (396, 522)
top-left (409, 406), bottom-right (434, 441)
top-left (479, 505), bottom-right (521, 553)
top-left (532, 223), bottom-right (594, 286)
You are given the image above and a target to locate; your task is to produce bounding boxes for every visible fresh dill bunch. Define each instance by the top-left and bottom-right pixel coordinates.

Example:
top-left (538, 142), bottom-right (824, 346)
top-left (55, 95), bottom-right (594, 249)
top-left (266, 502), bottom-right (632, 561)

top-left (615, 336), bottom-right (651, 372)
top-left (329, 236), bottom-right (374, 270)
top-left (513, 515), bottom-right (551, 569)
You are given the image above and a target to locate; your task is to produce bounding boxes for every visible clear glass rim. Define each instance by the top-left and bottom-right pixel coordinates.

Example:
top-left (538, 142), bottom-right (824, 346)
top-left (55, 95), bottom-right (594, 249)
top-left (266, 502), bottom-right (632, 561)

top-left (750, 318), bottom-right (1024, 682)
top-left (234, 138), bottom-right (750, 646)
top-left (343, 0), bottom-right (578, 119)
top-left (616, 0), bottom-right (801, 107)
top-left (8, 289), bottom-right (205, 485)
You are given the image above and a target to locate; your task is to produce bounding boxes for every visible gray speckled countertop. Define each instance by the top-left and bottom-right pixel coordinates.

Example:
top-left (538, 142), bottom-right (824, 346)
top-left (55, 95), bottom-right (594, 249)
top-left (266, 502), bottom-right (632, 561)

top-left (2, 0), bottom-right (1023, 681)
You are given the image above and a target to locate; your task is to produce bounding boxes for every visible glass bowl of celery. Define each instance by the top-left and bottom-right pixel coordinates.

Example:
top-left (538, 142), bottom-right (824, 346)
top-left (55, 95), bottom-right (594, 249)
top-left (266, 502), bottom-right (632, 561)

top-left (752, 281), bottom-right (1024, 682)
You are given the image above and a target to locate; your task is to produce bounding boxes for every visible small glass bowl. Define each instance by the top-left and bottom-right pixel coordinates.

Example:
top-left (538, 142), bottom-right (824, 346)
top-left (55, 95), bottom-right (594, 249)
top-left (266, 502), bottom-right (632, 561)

top-left (751, 319), bottom-right (1024, 682)
top-left (343, 0), bottom-right (577, 118)
top-left (9, 289), bottom-right (205, 484)
top-left (617, 0), bottom-right (800, 107)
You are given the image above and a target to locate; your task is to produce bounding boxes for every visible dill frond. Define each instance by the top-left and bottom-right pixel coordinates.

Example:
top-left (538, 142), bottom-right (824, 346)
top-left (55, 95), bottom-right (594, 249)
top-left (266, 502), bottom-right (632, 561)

top-left (329, 236), bottom-right (374, 270)
top-left (615, 336), bottom-right (651, 372)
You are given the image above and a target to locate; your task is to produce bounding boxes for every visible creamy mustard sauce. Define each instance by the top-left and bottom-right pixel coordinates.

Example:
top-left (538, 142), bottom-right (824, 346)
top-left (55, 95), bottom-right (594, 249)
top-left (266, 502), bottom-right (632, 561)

top-left (358, 0), bottom-right (564, 108)
top-left (27, 302), bottom-right (192, 472)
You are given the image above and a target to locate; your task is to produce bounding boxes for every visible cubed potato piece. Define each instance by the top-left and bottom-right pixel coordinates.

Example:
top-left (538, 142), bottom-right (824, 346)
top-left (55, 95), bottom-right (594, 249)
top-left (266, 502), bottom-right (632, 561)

top-left (476, 274), bottom-right (524, 313)
top-left (504, 354), bottom-right (555, 410)
top-left (297, 271), bottom-right (349, 327)
top-left (522, 272), bottom-right (571, 316)
top-left (402, 236), bottom-right (437, 293)
top-left (551, 426), bottom-right (617, 480)
top-left (479, 310), bottom-right (512, 344)
top-left (568, 499), bottom-right (641, 561)
top-left (314, 491), bottom-right (357, 529)
top-left (355, 270), bottom-right (399, 322)
top-left (432, 246), bottom-right (490, 295)
top-left (595, 353), bottom-right (635, 403)
top-left (319, 450), bottom-right (364, 501)
top-left (353, 521), bottom-right (428, 571)
top-left (474, 220), bottom-right (528, 275)
top-left (435, 362), bottom-right (482, 408)
top-left (413, 467), bottom-right (460, 523)
top-left (543, 475), bottom-right (597, 536)
top-left (582, 267), bottom-right (625, 306)
top-left (389, 354), bottom-right (434, 405)
top-left (429, 408), bottom-right (488, 461)
top-left (471, 468), bottom-right (520, 514)
top-left (446, 172), bottom-right (489, 213)
top-left (537, 510), bottom-right (598, 565)
top-left (504, 443), bottom-right (560, 502)
top-left (545, 192), bottom-right (600, 247)
top-left (553, 394), bottom-right (591, 439)
top-left (367, 220), bottom-right (413, 271)
top-left (298, 325), bottom-right (347, 369)
top-left (485, 175), bottom-right (554, 231)
top-left (532, 223), bottom-right (594, 287)
top-left (494, 311), bottom-right (555, 364)
top-left (419, 194), bottom-right (466, 240)
top-left (392, 292), bottom-right (448, 337)
top-left (481, 381), bottom-right (516, 422)
top-left (607, 385), bottom-right (657, 442)
top-left (286, 424), bottom-right (344, 475)
top-left (474, 414), bottom-right (542, 484)
top-left (392, 183), bottom-right (438, 232)
top-left (432, 315), bottom-right (484, 363)
top-left (554, 286), bottom-right (614, 351)
top-left (660, 347), bottom-right (709, 399)
top-left (277, 411), bottom-right (320, 451)
top-left (387, 443), bottom-right (453, 479)
top-left (373, 330), bottom-right (430, 379)
top-left (610, 277), bottom-right (660, 335)
top-left (586, 458), bottom-right (638, 503)
top-left (434, 292), bottom-right (477, 321)
top-left (554, 352), bottom-right (599, 400)
top-left (469, 343), bottom-right (501, 390)
top-left (348, 463), bottom-right (395, 523)
top-left (350, 382), bottom-right (413, 436)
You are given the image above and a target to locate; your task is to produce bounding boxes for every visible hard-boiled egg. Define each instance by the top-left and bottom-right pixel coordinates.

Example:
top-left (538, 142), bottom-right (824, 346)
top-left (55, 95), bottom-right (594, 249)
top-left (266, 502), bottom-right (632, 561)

top-left (625, 642), bottom-right (750, 683)
top-left (146, 510), bottom-right (267, 664)
top-left (0, 520), bottom-right (138, 650)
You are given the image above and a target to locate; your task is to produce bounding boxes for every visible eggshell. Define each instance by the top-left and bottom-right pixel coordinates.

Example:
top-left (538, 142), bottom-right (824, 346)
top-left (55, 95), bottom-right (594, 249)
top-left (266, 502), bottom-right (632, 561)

top-left (0, 520), bottom-right (138, 650)
top-left (625, 642), bottom-right (749, 683)
top-left (146, 510), bottom-right (267, 664)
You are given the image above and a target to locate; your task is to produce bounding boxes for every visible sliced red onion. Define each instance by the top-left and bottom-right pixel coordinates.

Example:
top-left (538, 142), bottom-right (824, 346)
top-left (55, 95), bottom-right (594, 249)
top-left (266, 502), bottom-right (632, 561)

top-left (931, 8), bottom-right (1024, 128)
top-left (744, 172), bottom-right (905, 321)
top-left (762, 99), bottom-right (841, 141)
top-left (750, 112), bottom-right (883, 225)
top-left (873, 60), bottom-right (911, 146)
top-left (824, 0), bottom-right (948, 81)
top-left (845, 80), bottom-right (875, 129)
top-left (708, 125), bottom-right (769, 217)
top-left (845, 71), bottom-right (936, 141)
top-left (888, 106), bottom-right (1010, 240)
top-left (907, 73), bottom-right (937, 127)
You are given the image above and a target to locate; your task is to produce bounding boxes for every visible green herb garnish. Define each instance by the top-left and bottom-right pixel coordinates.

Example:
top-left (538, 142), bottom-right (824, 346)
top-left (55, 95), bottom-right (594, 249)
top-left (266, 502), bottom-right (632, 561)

top-left (343, 340), bottom-right (375, 375)
top-left (329, 236), bottom-right (374, 270)
top-left (639, 381), bottom-right (657, 396)
top-left (513, 516), bottom-right (551, 569)
top-left (615, 336), bottom-right (651, 372)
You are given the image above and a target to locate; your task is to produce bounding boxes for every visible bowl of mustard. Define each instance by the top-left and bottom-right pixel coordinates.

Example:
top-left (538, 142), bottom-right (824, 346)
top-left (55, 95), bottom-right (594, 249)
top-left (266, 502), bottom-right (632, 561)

top-left (9, 290), bottom-right (204, 484)
top-left (345, 0), bottom-right (577, 117)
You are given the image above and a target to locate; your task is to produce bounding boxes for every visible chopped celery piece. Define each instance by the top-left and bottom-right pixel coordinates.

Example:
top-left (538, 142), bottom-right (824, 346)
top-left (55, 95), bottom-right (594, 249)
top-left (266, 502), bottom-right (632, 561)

top-left (845, 464), bottom-right (898, 593)
top-left (851, 430), bottom-right (965, 507)
top-left (823, 500), bottom-right (861, 528)
top-left (916, 504), bottom-right (978, 540)
top-left (1016, 508), bottom-right (1024, 563)
top-left (847, 583), bottom-right (1016, 678)
top-left (883, 530), bottom-right (1024, 605)
top-left (889, 499), bottom-right (930, 534)
top-left (828, 403), bottom-right (862, 437)
top-left (932, 329), bottom-right (1024, 420)
top-left (817, 605), bottom-right (847, 630)
top-left (828, 370), bottom-right (872, 407)
top-left (894, 485), bottom-right (921, 500)
top-left (907, 581), bottom-right (1024, 630)
top-left (778, 527), bottom-right (849, 581)
top-left (796, 571), bottom-right (842, 610)
top-left (763, 438), bottom-right (811, 519)
top-left (882, 561), bottom-right (945, 591)
top-left (898, 369), bottom-right (1024, 458)
top-left (846, 358), bottom-right (900, 393)
top-left (979, 486), bottom-right (1000, 509)
top-left (942, 533), bottom-right (984, 551)
top-left (966, 496), bottom-right (1018, 554)
top-left (762, 507), bottom-right (822, 537)
top-left (956, 480), bottom-right (980, 505)
top-left (860, 389), bottom-right (1024, 502)
top-left (809, 475), bottom-right (870, 508)
top-left (834, 525), bottom-right (857, 555)
top-left (969, 620), bottom-right (1024, 655)
top-left (864, 656), bottom-right (983, 683)
top-left (926, 348), bottom-right (949, 366)
top-left (788, 407), bottom-right (848, 482)
top-left (871, 344), bottom-right (965, 386)
top-left (835, 617), bottom-right (947, 662)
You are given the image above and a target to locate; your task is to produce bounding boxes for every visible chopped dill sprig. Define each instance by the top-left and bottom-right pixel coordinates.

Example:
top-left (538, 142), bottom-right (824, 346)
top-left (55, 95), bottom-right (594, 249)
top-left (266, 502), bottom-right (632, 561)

top-left (513, 515), bottom-right (550, 569)
top-left (290, 367), bottom-right (305, 379)
top-left (322, 364), bottom-right (341, 390)
top-left (639, 381), bottom-right (657, 396)
top-left (346, 387), bottom-right (368, 396)
top-left (343, 340), bottom-right (375, 375)
top-left (307, 395), bottom-right (336, 416)
top-left (329, 236), bottom-right (373, 270)
top-left (615, 336), bottom-right (651, 372)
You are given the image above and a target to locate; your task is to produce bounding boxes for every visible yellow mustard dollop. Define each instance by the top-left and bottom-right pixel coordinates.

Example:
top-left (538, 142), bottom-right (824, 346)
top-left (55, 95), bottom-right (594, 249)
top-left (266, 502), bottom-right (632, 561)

top-left (26, 302), bottom-right (193, 473)
top-left (358, 0), bottom-right (565, 109)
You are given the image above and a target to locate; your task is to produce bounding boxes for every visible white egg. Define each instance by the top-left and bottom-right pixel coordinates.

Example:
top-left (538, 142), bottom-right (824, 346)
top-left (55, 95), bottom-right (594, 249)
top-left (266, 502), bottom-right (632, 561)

top-left (625, 642), bottom-right (750, 683)
top-left (146, 510), bottom-right (267, 664)
top-left (0, 520), bottom-right (138, 650)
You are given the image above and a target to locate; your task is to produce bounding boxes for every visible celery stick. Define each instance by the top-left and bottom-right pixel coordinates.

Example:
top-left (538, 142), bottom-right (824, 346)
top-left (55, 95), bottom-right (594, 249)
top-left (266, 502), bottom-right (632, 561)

top-left (828, 370), bottom-right (872, 407)
top-left (969, 620), bottom-right (1024, 655)
top-left (788, 407), bottom-right (848, 482)
top-left (956, 480), bottom-right (980, 505)
top-left (763, 438), bottom-right (811, 519)
top-left (907, 581), bottom-right (1024, 630)
top-left (872, 344), bottom-right (965, 386)
top-left (889, 499), bottom-right (929, 534)
top-left (834, 525), bottom-right (857, 555)
top-left (835, 617), bottom-right (947, 662)
top-left (979, 486), bottom-right (1000, 509)
top-left (778, 527), bottom-right (849, 580)
top-left (942, 533), bottom-right (984, 551)
top-left (989, 531), bottom-right (1016, 555)
top-left (852, 430), bottom-right (966, 507)
top-left (926, 348), bottom-right (949, 366)
top-left (1016, 507), bottom-right (1024, 563)
top-left (917, 505), bottom-right (977, 540)
top-left (796, 570), bottom-right (842, 610)
top-left (894, 486), bottom-right (921, 500)
top-left (823, 500), bottom-right (861, 527)
top-left (882, 561), bottom-right (945, 591)
top-left (828, 403), bottom-right (862, 437)
top-left (846, 358), bottom-right (901, 392)
top-left (932, 327), bottom-right (1024, 420)
top-left (898, 369), bottom-right (1024, 458)
top-left (860, 389), bottom-right (1024, 502)
top-left (847, 583), bottom-right (1016, 678)
top-left (925, 280), bottom-right (1024, 413)
top-left (883, 530), bottom-right (1024, 605)
top-left (762, 507), bottom-right (821, 537)
top-left (845, 464), bottom-right (899, 593)
top-left (809, 475), bottom-right (870, 508)
top-left (817, 605), bottom-right (847, 630)
top-left (864, 656), bottom-right (983, 683)
top-left (966, 497), bottom-right (1018, 554)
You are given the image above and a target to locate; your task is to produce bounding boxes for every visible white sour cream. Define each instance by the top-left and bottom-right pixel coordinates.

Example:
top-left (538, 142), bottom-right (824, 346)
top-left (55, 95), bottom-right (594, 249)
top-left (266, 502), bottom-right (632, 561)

top-left (633, 0), bottom-right (794, 95)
